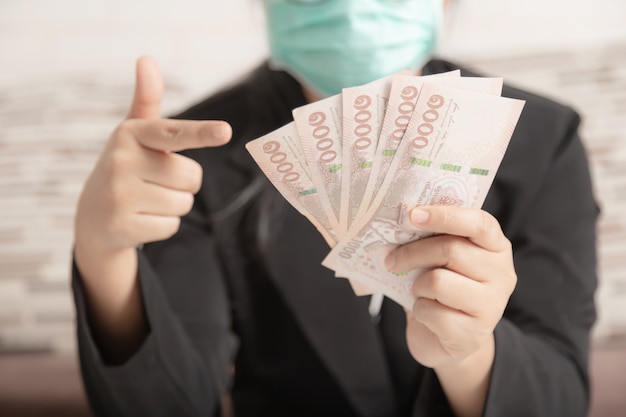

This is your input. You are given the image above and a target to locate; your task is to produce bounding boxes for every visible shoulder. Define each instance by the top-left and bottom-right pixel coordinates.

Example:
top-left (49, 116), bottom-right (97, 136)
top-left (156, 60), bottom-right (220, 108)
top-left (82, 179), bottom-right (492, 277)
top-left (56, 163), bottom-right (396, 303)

top-left (432, 57), bottom-right (583, 162)
top-left (172, 62), bottom-right (304, 144)
top-left (426, 59), bottom-right (588, 230)
top-left (427, 58), bottom-right (582, 148)
top-left (501, 82), bottom-right (581, 157)
top-left (428, 58), bottom-right (582, 165)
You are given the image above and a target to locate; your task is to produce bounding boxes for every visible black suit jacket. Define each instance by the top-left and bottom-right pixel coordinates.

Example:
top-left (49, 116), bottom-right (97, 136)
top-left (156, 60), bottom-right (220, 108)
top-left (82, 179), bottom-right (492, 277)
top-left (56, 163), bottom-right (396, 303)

top-left (72, 59), bottom-right (599, 417)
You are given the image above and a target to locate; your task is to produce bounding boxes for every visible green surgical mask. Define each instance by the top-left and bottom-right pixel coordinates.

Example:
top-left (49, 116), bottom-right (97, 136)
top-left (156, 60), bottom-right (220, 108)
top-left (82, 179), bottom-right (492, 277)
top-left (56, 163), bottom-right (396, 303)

top-left (265, 0), bottom-right (443, 97)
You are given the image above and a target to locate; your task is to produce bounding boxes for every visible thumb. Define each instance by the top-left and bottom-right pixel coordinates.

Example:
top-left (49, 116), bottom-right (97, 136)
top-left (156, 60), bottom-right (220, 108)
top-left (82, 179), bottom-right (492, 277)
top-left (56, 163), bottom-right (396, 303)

top-left (127, 55), bottom-right (163, 120)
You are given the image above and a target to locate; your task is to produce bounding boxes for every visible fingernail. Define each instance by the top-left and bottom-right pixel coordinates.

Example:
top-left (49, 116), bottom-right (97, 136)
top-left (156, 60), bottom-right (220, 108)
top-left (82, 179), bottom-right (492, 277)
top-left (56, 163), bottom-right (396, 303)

top-left (411, 208), bottom-right (430, 224)
top-left (210, 122), bottom-right (231, 141)
top-left (385, 252), bottom-right (396, 271)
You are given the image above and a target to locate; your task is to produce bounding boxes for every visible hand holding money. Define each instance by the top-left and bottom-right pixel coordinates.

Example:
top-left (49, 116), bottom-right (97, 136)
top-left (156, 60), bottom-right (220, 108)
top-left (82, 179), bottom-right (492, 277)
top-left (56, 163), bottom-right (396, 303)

top-left (246, 71), bottom-right (525, 310)
top-left (389, 205), bottom-right (516, 369)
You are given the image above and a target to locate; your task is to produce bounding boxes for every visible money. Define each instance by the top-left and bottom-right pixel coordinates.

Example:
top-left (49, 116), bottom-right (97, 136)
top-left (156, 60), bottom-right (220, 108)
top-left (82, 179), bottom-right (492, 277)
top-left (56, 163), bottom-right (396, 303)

top-left (247, 73), bottom-right (526, 309)
top-left (324, 83), bottom-right (525, 309)
top-left (293, 95), bottom-right (344, 232)
top-left (245, 123), bottom-right (337, 246)
top-left (339, 76), bottom-right (393, 237)
top-left (245, 122), bottom-right (376, 296)
top-left (352, 71), bottom-right (461, 224)
top-left (352, 75), bottom-right (505, 230)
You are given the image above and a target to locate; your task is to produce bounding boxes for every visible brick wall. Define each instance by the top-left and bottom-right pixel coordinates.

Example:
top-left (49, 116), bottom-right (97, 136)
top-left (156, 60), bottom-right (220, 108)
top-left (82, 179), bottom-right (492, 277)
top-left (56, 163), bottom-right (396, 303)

top-left (1, 0), bottom-right (625, 354)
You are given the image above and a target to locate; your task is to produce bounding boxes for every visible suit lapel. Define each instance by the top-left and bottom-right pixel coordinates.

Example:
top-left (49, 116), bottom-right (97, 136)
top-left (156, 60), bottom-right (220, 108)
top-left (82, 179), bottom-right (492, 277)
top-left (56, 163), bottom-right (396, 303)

top-left (265, 204), bottom-right (397, 417)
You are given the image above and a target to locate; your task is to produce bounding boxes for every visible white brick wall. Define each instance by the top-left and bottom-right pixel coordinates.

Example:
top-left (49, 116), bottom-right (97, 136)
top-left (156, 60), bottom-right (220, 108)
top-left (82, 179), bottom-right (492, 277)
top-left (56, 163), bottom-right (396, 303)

top-left (1, 0), bottom-right (625, 353)
top-left (0, 0), bottom-right (268, 105)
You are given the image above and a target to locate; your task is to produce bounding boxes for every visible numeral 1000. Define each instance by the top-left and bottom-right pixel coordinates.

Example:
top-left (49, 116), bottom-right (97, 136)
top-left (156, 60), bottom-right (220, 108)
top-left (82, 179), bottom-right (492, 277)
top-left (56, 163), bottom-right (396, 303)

top-left (390, 85), bottom-right (419, 143)
top-left (353, 95), bottom-right (373, 150)
top-left (262, 140), bottom-right (300, 183)
top-left (339, 238), bottom-right (362, 260)
top-left (411, 94), bottom-right (445, 150)
top-left (308, 112), bottom-right (338, 163)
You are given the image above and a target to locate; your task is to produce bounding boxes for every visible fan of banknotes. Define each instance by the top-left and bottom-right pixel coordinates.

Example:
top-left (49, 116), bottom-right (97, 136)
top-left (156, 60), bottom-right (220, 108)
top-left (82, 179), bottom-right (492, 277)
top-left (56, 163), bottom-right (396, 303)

top-left (246, 70), bottom-right (525, 310)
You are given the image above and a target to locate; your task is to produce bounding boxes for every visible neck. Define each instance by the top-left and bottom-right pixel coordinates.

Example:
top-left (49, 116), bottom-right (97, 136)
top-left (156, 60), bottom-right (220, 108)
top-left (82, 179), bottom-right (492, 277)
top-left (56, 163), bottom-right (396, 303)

top-left (302, 85), bottom-right (322, 103)
top-left (300, 68), bottom-right (424, 104)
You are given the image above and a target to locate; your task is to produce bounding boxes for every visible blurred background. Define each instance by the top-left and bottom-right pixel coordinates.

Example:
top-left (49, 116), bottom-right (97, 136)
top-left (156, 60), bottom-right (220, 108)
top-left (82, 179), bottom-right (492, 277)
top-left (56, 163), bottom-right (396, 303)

top-left (0, 0), bottom-right (625, 416)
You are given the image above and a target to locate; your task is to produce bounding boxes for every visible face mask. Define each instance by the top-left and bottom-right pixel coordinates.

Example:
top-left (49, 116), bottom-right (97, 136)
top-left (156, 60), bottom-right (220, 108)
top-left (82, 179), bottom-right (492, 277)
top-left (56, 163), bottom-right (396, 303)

top-left (265, 0), bottom-right (443, 97)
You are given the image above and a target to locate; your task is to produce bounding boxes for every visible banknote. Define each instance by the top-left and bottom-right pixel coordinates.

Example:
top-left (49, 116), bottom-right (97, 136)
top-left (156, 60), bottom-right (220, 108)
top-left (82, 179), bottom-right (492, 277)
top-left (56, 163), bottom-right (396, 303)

top-left (292, 95), bottom-right (343, 232)
top-left (248, 74), bottom-right (526, 309)
top-left (324, 83), bottom-right (525, 309)
top-left (352, 70), bottom-right (461, 225)
top-left (427, 75), bottom-right (503, 95)
top-left (352, 75), bottom-right (505, 231)
top-left (339, 76), bottom-right (393, 237)
top-left (245, 122), bottom-right (337, 246)
top-left (246, 122), bottom-right (374, 296)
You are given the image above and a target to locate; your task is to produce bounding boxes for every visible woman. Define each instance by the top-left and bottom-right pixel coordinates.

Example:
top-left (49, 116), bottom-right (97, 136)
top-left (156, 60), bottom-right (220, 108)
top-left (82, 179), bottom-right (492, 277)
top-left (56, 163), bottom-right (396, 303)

top-left (72, 1), bottom-right (599, 416)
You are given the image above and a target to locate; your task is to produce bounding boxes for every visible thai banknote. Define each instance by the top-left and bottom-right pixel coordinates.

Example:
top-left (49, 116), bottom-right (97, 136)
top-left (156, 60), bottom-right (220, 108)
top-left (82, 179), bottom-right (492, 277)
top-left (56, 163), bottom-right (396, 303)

top-left (246, 122), bottom-right (373, 296)
top-left (324, 83), bottom-right (525, 309)
top-left (352, 75), bottom-right (505, 230)
top-left (339, 76), bottom-right (393, 237)
top-left (351, 70), bottom-right (461, 225)
top-left (292, 95), bottom-right (343, 232)
top-left (245, 122), bottom-right (337, 246)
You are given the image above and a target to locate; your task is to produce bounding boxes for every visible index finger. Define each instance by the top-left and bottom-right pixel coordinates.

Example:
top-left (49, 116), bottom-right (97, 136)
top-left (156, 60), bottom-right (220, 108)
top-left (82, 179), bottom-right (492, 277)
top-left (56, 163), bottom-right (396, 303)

top-left (408, 205), bottom-right (509, 252)
top-left (125, 118), bottom-right (232, 152)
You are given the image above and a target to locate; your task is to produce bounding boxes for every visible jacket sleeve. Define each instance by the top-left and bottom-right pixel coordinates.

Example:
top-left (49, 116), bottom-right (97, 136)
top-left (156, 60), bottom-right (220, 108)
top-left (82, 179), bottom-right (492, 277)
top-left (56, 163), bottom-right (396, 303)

top-left (411, 106), bottom-right (598, 417)
top-left (481, 110), bottom-right (599, 416)
top-left (72, 204), bottom-right (238, 417)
